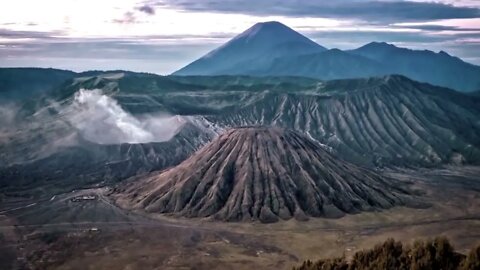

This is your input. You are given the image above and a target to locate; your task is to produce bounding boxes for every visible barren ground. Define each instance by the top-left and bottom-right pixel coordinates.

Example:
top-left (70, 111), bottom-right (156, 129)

top-left (1, 166), bottom-right (479, 270)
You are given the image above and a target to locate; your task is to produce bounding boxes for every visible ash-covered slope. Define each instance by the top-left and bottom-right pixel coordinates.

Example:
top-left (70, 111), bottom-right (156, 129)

top-left (2, 71), bottom-right (479, 198)
top-left (0, 72), bottom-right (222, 196)
top-left (209, 75), bottom-right (480, 166)
top-left (0, 121), bottom-right (217, 195)
top-left (115, 127), bottom-right (415, 223)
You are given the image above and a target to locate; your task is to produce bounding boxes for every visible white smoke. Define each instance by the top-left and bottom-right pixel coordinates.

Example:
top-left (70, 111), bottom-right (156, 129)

top-left (0, 103), bottom-right (18, 130)
top-left (0, 103), bottom-right (19, 145)
top-left (66, 89), bottom-right (186, 144)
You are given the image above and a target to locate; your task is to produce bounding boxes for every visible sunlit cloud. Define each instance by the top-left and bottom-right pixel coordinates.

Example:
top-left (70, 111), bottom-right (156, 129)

top-left (152, 0), bottom-right (480, 23)
top-left (0, 0), bottom-right (479, 71)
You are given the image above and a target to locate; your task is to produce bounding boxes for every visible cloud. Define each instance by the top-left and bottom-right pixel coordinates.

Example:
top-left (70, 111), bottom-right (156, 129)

top-left (154, 0), bottom-right (480, 23)
top-left (0, 37), bottom-right (220, 73)
top-left (307, 30), bottom-right (452, 45)
top-left (298, 29), bottom-right (480, 65)
top-left (113, 11), bottom-right (138, 24)
top-left (64, 88), bottom-right (186, 144)
top-left (391, 24), bottom-right (480, 32)
top-left (1, 10), bottom-right (479, 72)
top-left (0, 28), bottom-right (64, 39)
top-left (1, 28), bottom-right (479, 72)
top-left (0, 103), bottom-right (18, 130)
top-left (137, 5), bottom-right (155, 15)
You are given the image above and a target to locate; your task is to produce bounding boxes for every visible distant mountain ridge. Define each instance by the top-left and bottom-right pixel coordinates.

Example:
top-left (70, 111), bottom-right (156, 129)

top-left (350, 42), bottom-right (480, 92)
top-left (0, 68), bottom-right (150, 103)
top-left (174, 22), bottom-right (480, 92)
top-left (0, 68), bottom-right (76, 102)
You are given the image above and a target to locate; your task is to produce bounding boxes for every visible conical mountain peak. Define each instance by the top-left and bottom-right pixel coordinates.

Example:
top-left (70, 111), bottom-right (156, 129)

top-left (114, 127), bottom-right (416, 223)
top-left (173, 22), bottom-right (326, 76)
top-left (356, 41), bottom-right (398, 52)
top-left (236, 21), bottom-right (304, 40)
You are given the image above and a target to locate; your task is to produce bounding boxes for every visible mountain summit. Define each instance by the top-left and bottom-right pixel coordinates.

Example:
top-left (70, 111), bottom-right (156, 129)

top-left (225, 21), bottom-right (323, 50)
top-left (349, 42), bottom-right (480, 92)
top-left (173, 21), bottom-right (326, 76)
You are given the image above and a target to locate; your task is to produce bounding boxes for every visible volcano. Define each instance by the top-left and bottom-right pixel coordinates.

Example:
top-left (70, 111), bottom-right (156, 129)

top-left (173, 21), bottom-right (326, 76)
top-left (114, 127), bottom-right (415, 223)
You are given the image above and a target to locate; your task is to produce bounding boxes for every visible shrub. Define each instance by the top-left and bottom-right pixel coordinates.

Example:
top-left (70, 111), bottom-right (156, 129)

top-left (293, 238), bottom-right (479, 270)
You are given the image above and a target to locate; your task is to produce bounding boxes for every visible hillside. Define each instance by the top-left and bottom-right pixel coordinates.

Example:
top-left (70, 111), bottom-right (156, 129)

top-left (173, 21), bottom-right (326, 76)
top-left (1, 72), bottom-right (479, 197)
top-left (114, 127), bottom-right (416, 223)
top-left (207, 75), bottom-right (480, 166)
top-left (350, 42), bottom-right (480, 93)
top-left (258, 49), bottom-right (388, 79)
top-left (0, 68), bottom-right (76, 102)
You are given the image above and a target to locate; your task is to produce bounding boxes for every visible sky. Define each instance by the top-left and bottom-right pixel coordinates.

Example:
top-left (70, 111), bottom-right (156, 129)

top-left (0, 0), bottom-right (479, 74)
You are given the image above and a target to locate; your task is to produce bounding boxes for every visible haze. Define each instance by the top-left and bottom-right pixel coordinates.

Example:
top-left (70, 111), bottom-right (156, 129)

top-left (0, 0), bottom-right (479, 74)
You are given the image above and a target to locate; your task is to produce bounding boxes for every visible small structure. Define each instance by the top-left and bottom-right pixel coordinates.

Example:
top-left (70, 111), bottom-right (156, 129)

top-left (71, 194), bottom-right (98, 202)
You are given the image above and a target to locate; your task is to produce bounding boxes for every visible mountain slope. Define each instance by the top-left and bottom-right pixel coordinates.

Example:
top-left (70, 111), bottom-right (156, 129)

top-left (206, 75), bottom-right (480, 166)
top-left (11, 71), bottom-right (477, 168)
top-left (258, 49), bottom-right (388, 80)
top-left (1, 72), bottom-right (479, 197)
top-left (0, 121), bottom-right (217, 196)
top-left (114, 127), bottom-right (416, 223)
top-left (350, 42), bottom-right (480, 92)
top-left (0, 68), bottom-right (76, 102)
top-left (173, 22), bottom-right (480, 92)
top-left (0, 72), bottom-right (221, 196)
top-left (470, 90), bottom-right (480, 97)
top-left (173, 21), bottom-right (326, 76)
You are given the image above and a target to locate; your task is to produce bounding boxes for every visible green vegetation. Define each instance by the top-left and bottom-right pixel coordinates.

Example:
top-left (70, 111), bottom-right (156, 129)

top-left (294, 238), bottom-right (480, 270)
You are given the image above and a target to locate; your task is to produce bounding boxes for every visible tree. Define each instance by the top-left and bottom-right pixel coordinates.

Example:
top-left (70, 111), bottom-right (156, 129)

top-left (293, 238), bottom-right (479, 270)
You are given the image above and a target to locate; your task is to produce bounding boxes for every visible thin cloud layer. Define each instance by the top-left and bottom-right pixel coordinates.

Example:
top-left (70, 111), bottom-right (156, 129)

top-left (0, 0), bottom-right (479, 71)
top-left (156, 0), bottom-right (480, 23)
top-left (113, 12), bottom-right (139, 24)
top-left (137, 5), bottom-right (155, 15)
